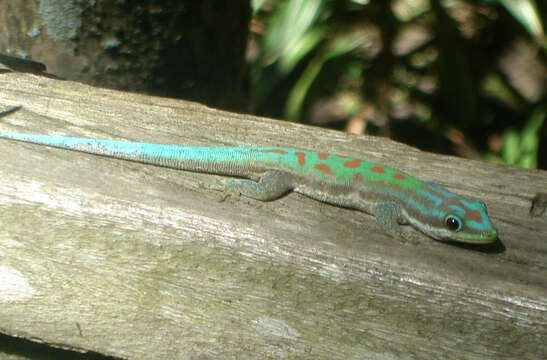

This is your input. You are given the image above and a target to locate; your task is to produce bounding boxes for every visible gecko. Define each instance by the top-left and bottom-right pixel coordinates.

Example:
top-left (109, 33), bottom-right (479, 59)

top-left (0, 107), bottom-right (497, 244)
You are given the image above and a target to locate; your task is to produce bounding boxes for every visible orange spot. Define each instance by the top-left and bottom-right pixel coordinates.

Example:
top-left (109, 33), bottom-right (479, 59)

top-left (314, 164), bottom-right (333, 175)
top-left (261, 149), bottom-right (288, 154)
top-left (344, 159), bottom-right (361, 168)
top-left (337, 155), bottom-right (349, 158)
top-left (295, 152), bottom-right (306, 165)
top-left (318, 152), bottom-right (329, 160)
top-left (393, 173), bottom-right (405, 180)
top-left (371, 166), bottom-right (385, 173)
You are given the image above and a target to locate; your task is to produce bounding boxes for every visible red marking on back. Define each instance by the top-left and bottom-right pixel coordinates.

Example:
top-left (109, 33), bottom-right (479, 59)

top-left (295, 151), bottom-right (306, 165)
top-left (371, 166), bottom-right (385, 173)
top-left (314, 163), bottom-right (333, 175)
top-left (262, 149), bottom-right (288, 154)
top-left (393, 173), bottom-right (405, 180)
top-left (318, 152), bottom-right (329, 160)
top-left (344, 159), bottom-right (361, 168)
top-left (337, 155), bottom-right (349, 158)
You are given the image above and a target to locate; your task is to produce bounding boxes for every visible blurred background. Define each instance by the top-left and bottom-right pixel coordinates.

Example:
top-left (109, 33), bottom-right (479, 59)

top-left (1, 0), bottom-right (545, 168)
top-left (250, 0), bottom-right (546, 170)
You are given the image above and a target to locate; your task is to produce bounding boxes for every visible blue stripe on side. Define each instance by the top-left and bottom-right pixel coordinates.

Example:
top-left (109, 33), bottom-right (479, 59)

top-left (417, 189), bottom-right (443, 208)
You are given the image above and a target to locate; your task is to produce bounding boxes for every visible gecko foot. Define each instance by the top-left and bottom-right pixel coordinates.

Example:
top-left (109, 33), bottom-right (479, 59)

top-left (374, 201), bottom-right (420, 245)
top-left (199, 179), bottom-right (241, 202)
top-left (397, 232), bottom-right (421, 245)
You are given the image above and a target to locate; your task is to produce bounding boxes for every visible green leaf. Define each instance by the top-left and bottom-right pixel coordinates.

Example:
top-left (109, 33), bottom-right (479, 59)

top-left (285, 31), bottom-right (365, 121)
top-left (519, 108), bottom-right (545, 168)
top-left (497, 0), bottom-right (544, 39)
top-left (279, 26), bottom-right (326, 74)
top-left (501, 108), bottom-right (545, 168)
top-left (502, 129), bottom-right (520, 165)
top-left (251, 0), bottom-right (269, 14)
top-left (262, 0), bottom-right (327, 71)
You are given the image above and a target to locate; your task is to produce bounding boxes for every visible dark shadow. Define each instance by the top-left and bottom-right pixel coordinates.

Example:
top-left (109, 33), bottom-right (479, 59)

top-left (0, 105), bottom-right (22, 118)
top-left (441, 237), bottom-right (506, 254)
top-left (0, 332), bottom-right (123, 360)
top-left (0, 54), bottom-right (63, 79)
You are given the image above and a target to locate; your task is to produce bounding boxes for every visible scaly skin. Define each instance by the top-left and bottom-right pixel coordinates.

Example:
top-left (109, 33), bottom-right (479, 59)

top-left (0, 130), bottom-right (498, 244)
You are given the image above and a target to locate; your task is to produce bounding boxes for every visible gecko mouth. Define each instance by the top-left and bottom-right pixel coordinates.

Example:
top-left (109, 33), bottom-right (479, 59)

top-left (449, 229), bottom-right (499, 244)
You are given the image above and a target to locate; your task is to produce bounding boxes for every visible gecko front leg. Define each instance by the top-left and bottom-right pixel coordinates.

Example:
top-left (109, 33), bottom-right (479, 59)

top-left (374, 201), bottom-right (416, 243)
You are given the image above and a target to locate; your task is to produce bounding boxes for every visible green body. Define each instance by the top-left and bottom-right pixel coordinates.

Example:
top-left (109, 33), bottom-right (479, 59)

top-left (0, 131), bottom-right (498, 243)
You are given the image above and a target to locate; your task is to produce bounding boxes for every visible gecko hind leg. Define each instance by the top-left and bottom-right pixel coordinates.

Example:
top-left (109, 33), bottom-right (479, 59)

top-left (206, 170), bottom-right (295, 202)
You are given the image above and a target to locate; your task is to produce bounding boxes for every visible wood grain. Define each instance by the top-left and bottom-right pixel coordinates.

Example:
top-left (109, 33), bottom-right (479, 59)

top-left (0, 73), bottom-right (545, 359)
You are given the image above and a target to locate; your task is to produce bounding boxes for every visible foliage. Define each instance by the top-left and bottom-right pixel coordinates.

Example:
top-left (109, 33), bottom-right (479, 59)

top-left (249, 0), bottom-right (546, 169)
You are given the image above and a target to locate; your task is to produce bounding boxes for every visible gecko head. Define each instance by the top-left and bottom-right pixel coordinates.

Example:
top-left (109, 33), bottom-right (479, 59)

top-left (413, 183), bottom-right (498, 244)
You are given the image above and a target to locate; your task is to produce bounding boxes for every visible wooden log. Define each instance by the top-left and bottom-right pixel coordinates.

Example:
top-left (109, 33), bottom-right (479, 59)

top-left (0, 73), bottom-right (545, 359)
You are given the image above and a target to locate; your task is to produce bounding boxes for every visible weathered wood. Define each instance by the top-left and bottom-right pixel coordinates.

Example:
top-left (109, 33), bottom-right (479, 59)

top-left (0, 73), bottom-right (545, 359)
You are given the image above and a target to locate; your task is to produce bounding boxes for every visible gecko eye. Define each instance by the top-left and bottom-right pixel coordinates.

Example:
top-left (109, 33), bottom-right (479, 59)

top-left (479, 201), bottom-right (488, 213)
top-left (445, 215), bottom-right (462, 232)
